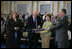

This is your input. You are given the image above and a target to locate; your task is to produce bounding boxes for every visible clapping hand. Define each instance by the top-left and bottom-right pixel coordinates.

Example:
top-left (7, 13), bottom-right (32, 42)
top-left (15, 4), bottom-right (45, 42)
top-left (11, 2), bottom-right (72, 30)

top-left (14, 27), bottom-right (19, 30)
top-left (35, 31), bottom-right (40, 34)
top-left (38, 25), bottom-right (40, 29)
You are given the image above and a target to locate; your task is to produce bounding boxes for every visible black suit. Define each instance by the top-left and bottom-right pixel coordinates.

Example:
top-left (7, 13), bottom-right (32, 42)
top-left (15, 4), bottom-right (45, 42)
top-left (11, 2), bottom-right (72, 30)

top-left (22, 14), bottom-right (25, 19)
top-left (27, 15), bottom-right (42, 28)
top-left (26, 15), bottom-right (42, 48)
top-left (6, 18), bottom-right (23, 48)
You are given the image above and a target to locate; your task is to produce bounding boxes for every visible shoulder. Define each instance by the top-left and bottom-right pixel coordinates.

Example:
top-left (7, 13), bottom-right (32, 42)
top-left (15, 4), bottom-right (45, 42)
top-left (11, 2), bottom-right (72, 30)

top-left (17, 19), bottom-right (22, 22)
top-left (62, 16), bottom-right (68, 21)
top-left (49, 22), bottom-right (53, 25)
top-left (47, 22), bottom-right (53, 25)
top-left (8, 18), bottom-right (13, 22)
top-left (64, 16), bottom-right (68, 19)
top-left (65, 16), bottom-right (68, 20)
top-left (50, 22), bottom-right (52, 24)
top-left (43, 22), bottom-right (47, 24)
top-left (28, 15), bottom-right (33, 20)
top-left (6, 19), bottom-right (13, 25)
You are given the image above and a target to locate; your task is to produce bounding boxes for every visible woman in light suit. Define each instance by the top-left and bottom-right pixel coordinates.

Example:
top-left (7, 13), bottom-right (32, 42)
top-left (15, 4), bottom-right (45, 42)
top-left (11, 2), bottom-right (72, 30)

top-left (40, 14), bottom-right (53, 48)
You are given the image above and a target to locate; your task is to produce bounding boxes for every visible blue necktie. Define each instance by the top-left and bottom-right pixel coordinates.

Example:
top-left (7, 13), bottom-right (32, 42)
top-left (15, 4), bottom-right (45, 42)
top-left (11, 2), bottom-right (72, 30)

top-left (54, 19), bottom-right (56, 25)
top-left (35, 19), bottom-right (37, 29)
top-left (15, 30), bottom-right (17, 43)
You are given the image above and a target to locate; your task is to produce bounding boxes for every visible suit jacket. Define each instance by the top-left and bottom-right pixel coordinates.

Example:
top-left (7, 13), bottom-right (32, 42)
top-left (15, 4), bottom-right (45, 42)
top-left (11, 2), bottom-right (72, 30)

top-left (41, 21), bottom-right (53, 35)
top-left (6, 18), bottom-right (23, 48)
top-left (22, 14), bottom-right (25, 19)
top-left (50, 16), bottom-right (68, 42)
top-left (26, 15), bottom-right (42, 29)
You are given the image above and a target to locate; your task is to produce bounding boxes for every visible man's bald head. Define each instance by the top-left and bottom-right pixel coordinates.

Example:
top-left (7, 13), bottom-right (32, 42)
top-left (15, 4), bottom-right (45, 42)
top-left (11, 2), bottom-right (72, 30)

top-left (33, 11), bottom-right (38, 18)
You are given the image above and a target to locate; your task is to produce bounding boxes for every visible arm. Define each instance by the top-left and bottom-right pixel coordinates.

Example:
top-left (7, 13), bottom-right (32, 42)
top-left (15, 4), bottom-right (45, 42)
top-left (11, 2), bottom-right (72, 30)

top-left (40, 22), bottom-right (46, 34)
top-left (42, 22), bottom-right (46, 29)
top-left (50, 17), bottom-right (68, 31)
top-left (6, 19), bottom-right (14, 34)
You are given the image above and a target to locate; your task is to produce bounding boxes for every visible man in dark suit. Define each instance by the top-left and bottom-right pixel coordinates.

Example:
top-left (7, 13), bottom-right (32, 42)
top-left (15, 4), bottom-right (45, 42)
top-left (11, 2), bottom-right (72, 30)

top-left (26, 11), bottom-right (42, 48)
top-left (47, 9), bottom-right (69, 48)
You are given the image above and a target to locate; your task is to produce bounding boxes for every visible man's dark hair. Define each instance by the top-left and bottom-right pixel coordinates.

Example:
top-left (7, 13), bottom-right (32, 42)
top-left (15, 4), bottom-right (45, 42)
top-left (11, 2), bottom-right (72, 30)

top-left (61, 9), bottom-right (66, 14)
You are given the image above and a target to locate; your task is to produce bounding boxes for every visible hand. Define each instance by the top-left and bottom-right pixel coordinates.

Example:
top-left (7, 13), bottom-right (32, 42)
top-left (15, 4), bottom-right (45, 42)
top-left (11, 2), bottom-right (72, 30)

top-left (24, 21), bottom-right (27, 24)
top-left (46, 28), bottom-right (50, 31)
top-left (14, 27), bottom-right (19, 30)
top-left (38, 25), bottom-right (40, 29)
top-left (35, 31), bottom-right (40, 34)
top-left (4, 34), bottom-right (7, 37)
top-left (56, 21), bottom-right (59, 24)
top-left (35, 31), bottom-right (38, 33)
top-left (68, 19), bottom-right (71, 23)
top-left (37, 31), bottom-right (40, 34)
top-left (16, 27), bottom-right (19, 30)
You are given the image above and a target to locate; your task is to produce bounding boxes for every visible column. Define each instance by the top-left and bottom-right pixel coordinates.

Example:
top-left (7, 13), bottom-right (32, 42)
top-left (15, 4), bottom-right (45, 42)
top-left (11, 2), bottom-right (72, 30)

top-left (7, 1), bottom-right (10, 14)
top-left (53, 1), bottom-right (58, 16)
top-left (60, 1), bottom-right (64, 9)
top-left (12, 1), bottom-right (15, 12)
top-left (28, 1), bottom-right (32, 15)
top-left (33, 1), bottom-right (37, 11)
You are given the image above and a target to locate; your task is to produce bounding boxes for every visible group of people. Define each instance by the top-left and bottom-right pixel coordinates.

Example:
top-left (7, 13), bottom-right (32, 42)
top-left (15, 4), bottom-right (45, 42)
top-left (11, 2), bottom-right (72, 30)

top-left (1, 9), bottom-right (71, 48)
